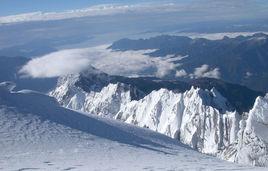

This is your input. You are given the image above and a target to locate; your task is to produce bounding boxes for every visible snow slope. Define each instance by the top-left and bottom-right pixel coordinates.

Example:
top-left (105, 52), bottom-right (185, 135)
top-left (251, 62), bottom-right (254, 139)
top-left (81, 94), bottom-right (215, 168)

top-left (1, 82), bottom-right (262, 171)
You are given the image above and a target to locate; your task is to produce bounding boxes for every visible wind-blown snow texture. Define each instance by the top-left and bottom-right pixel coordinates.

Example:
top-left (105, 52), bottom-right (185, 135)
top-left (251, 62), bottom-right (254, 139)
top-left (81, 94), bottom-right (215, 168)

top-left (1, 82), bottom-right (262, 171)
top-left (51, 70), bottom-right (268, 167)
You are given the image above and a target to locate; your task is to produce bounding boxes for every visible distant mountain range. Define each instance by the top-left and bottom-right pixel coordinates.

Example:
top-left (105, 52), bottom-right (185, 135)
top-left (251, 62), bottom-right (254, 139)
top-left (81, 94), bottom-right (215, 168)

top-left (109, 33), bottom-right (268, 92)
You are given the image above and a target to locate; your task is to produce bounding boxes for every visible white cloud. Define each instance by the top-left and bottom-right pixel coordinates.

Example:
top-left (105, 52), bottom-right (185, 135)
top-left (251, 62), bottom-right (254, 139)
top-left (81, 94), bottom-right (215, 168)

top-left (0, 3), bottom-right (178, 24)
top-left (190, 64), bottom-right (221, 79)
top-left (245, 71), bottom-right (253, 78)
top-left (193, 64), bottom-right (210, 78)
top-left (19, 45), bottom-right (178, 78)
top-left (19, 48), bottom-right (91, 78)
top-left (202, 68), bottom-right (221, 79)
top-left (175, 69), bottom-right (187, 77)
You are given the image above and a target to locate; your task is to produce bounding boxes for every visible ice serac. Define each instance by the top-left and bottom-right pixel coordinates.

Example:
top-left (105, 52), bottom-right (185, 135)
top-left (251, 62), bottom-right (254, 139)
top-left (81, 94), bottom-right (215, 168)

top-left (116, 86), bottom-right (239, 155)
top-left (222, 94), bottom-right (268, 166)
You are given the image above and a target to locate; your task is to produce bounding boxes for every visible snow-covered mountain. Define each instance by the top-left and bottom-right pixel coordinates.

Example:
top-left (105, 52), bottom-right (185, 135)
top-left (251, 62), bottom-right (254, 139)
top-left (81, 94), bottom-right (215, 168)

top-left (221, 94), bottom-right (268, 166)
top-left (2, 81), bottom-right (262, 171)
top-left (50, 67), bottom-right (268, 167)
top-left (116, 87), bottom-right (239, 155)
top-left (50, 66), bottom-right (144, 117)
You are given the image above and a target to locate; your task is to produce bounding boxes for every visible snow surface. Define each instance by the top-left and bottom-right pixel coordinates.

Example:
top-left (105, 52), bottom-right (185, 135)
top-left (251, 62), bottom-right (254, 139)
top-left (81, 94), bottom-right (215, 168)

top-left (1, 82), bottom-right (263, 170)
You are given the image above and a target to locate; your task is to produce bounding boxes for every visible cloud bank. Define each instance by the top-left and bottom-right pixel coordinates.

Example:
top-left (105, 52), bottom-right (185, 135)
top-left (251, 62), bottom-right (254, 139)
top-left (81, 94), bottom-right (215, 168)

top-left (19, 45), bottom-right (179, 78)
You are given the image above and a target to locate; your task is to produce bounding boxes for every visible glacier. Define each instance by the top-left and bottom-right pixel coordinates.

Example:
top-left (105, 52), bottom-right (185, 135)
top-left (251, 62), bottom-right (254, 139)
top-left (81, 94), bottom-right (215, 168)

top-left (50, 68), bottom-right (268, 167)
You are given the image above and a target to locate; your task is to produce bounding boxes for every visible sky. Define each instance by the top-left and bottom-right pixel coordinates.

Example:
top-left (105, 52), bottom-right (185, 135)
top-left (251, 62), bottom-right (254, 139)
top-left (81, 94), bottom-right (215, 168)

top-left (0, 0), bottom-right (178, 16)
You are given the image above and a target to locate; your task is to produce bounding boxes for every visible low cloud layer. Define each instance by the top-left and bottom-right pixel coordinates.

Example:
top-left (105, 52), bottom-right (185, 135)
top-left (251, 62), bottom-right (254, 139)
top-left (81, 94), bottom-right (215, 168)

top-left (19, 45), bottom-right (179, 78)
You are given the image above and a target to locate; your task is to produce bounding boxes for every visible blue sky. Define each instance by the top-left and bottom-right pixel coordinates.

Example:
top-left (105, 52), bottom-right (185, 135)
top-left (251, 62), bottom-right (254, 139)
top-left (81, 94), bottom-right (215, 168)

top-left (0, 0), bottom-right (177, 16)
